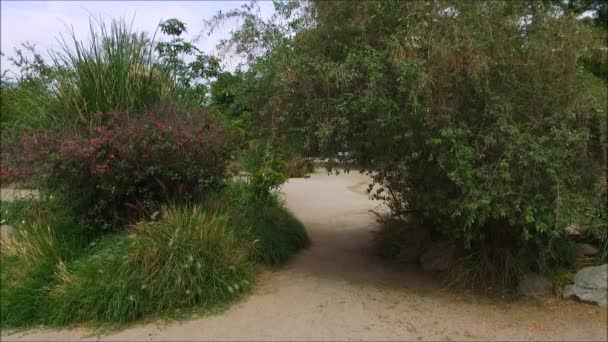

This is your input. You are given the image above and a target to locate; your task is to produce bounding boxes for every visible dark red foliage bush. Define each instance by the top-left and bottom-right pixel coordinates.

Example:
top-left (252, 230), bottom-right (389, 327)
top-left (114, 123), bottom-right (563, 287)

top-left (0, 163), bottom-right (19, 184)
top-left (18, 106), bottom-right (237, 228)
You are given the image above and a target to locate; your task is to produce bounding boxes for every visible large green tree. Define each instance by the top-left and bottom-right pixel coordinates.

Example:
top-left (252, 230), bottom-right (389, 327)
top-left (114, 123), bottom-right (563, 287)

top-left (212, 0), bottom-right (608, 271)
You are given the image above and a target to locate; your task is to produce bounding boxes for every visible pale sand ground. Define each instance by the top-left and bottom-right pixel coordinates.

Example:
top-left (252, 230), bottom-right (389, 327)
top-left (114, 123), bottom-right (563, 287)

top-left (0, 188), bottom-right (39, 202)
top-left (2, 170), bottom-right (607, 341)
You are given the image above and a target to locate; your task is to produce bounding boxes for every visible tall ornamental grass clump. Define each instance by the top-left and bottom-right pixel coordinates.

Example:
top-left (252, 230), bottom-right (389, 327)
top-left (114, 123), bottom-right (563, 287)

top-left (50, 17), bottom-right (173, 125)
top-left (1, 43), bottom-right (56, 132)
top-left (49, 205), bottom-right (254, 324)
top-left (0, 84), bottom-right (51, 131)
top-left (1, 17), bottom-right (174, 133)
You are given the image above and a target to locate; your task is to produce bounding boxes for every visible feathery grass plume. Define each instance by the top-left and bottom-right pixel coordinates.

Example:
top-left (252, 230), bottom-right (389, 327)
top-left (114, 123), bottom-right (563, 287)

top-left (48, 205), bottom-right (255, 324)
top-left (0, 198), bottom-right (95, 328)
top-left (50, 16), bottom-right (173, 127)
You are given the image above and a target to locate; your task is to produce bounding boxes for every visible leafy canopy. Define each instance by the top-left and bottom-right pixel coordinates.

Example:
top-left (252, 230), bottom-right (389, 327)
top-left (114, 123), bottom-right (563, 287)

top-left (212, 0), bottom-right (607, 268)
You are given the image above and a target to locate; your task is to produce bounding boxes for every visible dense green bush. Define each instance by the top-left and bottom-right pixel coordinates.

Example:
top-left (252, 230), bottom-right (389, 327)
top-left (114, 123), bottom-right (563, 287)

top-left (215, 0), bottom-right (607, 283)
top-left (373, 216), bottom-right (431, 265)
top-left (15, 106), bottom-right (236, 228)
top-left (583, 184), bottom-right (608, 262)
top-left (240, 142), bottom-right (314, 189)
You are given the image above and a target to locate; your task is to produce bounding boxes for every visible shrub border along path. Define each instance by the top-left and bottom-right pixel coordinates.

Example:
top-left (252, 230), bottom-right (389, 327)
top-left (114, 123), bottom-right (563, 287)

top-left (0, 181), bottom-right (309, 328)
top-left (2, 170), bottom-right (606, 341)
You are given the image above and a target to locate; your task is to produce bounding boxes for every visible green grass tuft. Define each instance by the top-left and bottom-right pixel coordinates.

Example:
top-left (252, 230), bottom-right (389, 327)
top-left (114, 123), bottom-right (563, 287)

top-left (209, 181), bottom-right (310, 266)
top-left (47, 205), bottom-right (254, 325)
top-left (0, 199), bottom-right (97, 328)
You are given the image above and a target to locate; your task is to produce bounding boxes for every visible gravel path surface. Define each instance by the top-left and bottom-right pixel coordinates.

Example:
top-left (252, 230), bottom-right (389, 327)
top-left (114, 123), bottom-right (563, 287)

top-left (2, 170), bottom-right (607, 341)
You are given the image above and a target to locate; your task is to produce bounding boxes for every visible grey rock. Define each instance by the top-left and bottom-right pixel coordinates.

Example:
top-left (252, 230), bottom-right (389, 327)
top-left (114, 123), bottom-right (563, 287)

top-left (564, 285), bottom-right (607, 309)
top-left (419, 241), bottom-right (457, 272)
top-left (0, 224), bottom-right (15, 240)
top-left (565, 223), bottom-right (584, 236)
top-left (577, 243), bottom-right (600, 257)
top-left (563, 264), bottom-right (608, 309)
top-left (518, 273), bottom-right (552, 297)
top-left (573, 264), bottom-right (607, 289)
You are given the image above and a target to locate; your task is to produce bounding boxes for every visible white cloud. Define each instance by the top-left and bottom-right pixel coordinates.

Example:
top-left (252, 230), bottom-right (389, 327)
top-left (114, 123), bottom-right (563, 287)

top-left (1, 0), bottom-right (275, 75)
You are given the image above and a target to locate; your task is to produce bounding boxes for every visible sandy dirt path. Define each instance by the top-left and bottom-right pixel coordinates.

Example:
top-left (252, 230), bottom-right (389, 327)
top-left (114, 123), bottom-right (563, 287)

top-left (2, 170), bottom-right (607, 341)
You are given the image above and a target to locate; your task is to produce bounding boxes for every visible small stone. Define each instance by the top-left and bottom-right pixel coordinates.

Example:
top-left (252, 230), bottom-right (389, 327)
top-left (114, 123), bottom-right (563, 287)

top-left (563, 264), bottom-right (608, 309)
top-left (518, 273), bottom-right (552, 297)
top-left (0, 225), bottom-right (15, 240)
top-left (577, 243), bottom-right (600, 257)
top-left (565, 223), bottom-right (584, 236)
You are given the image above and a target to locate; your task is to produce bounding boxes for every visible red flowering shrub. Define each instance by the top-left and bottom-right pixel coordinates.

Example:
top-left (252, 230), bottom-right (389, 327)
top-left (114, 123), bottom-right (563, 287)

top-left (1, 131), bottom-right (48, 185)
top-left (19, 106), bottom-right (237, 228)
top-left (0, 163), bottom-right (19, 184)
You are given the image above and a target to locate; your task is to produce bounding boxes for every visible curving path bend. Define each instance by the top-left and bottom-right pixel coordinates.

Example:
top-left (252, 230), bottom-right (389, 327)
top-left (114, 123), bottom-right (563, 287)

top-left (2, 170), bottom-right (607, 341)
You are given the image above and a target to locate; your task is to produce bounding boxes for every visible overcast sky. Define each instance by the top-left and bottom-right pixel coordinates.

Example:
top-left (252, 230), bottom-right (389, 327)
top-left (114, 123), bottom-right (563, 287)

top-left (1, 0), bottom-right (275, 76)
